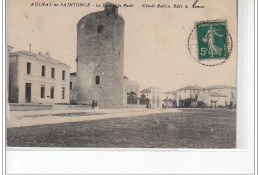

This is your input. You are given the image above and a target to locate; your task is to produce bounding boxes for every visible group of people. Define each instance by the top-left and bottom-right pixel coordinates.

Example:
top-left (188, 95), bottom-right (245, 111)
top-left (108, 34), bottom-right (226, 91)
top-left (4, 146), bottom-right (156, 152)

top-left (91, 100), bottom-right (99, 110)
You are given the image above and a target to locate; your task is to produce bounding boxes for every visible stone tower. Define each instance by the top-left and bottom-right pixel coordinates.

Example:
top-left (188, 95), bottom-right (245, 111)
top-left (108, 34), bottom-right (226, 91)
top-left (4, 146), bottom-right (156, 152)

top-left (76, 2), bottom-right (125, 108)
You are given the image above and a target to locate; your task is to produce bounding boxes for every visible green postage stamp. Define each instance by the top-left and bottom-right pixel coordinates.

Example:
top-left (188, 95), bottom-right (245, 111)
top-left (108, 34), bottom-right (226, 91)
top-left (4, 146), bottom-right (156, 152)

top-left (196, 21), bottom-right (229, 60)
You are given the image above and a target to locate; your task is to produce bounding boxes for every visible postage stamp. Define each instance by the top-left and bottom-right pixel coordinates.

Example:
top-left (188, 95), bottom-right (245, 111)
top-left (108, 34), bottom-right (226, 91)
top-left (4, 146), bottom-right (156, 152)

top-left (196, 21), bottom-right (229, 60)
top-left (187, 19), bottom-right (232, 66)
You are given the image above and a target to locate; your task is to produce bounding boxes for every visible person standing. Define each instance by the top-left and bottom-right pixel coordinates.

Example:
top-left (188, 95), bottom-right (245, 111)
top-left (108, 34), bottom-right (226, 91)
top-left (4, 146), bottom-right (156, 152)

top-left (92, 100), bottom-right (95, 110)
top-left (95, 100), bottom-right (99, 111)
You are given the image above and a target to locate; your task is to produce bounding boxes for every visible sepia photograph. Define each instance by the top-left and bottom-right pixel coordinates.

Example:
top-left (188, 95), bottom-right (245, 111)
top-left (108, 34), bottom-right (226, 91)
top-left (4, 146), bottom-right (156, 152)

top-left (6, 0), bottom-right (237, 149)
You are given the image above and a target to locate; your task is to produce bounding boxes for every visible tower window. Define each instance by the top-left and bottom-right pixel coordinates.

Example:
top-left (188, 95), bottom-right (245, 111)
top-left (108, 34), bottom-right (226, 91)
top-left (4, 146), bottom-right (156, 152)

top-left (96, 76), bottom-right (100, 84)
top-left (97, 25), bottom-right (104, 33)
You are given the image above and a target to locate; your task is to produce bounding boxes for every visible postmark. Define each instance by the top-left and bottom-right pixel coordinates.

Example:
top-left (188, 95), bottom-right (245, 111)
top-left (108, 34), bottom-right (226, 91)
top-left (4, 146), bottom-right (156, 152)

top-left (188, 19), bottom-right (233, 66)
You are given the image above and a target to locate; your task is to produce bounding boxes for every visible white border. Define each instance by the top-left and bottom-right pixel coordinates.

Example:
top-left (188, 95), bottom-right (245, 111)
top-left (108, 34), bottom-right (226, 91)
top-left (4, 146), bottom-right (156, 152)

top-left (3, 0), bottom-right (256, 174)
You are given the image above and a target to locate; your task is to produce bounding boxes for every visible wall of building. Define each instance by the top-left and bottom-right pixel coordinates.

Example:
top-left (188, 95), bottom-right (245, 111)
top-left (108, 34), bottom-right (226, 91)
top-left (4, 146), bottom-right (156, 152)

top-left (10, 54), bottom-right (70, 104)
top-left (176, 89), bottom-right (200, 106)
top-left (210, 88), bottom-right (237, 106)
top-left (76, 4), bottom-right (125, 108)
top-left (149, 88), bottom-right (161, 107)
top-left (197, 93), bottom-right (227, 107)
top-left (161, 93), bottom-right (174, 100)
top-left (8, 55), bottom-right (19, 103)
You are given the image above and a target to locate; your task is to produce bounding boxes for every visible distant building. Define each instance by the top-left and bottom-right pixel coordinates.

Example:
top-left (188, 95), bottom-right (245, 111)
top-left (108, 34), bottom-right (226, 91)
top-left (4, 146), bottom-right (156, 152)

top-left (176, 85), bottom-right (237, 108)
top-left (126, 80), bottom-right (140, 98)
top-left (161, 90), bottom-right (176, 107)
top-left (140, 87), bottom-right (161, 108)
top-left (204, 85), bottom-right (237, 107)
top-left (161, 90), bottom-right (175, 101)
top-left (176, 85), bottom-right (203, 107)
top-left (8, 51), bottom-right (71, 104)
top-left (197, 91), bottom-right (227, 108)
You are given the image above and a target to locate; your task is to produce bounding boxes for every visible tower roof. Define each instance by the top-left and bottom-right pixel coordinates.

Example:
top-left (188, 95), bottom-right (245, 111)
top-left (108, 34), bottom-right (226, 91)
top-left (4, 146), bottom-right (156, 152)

top-left (77, 2), bottom-right (124, 27)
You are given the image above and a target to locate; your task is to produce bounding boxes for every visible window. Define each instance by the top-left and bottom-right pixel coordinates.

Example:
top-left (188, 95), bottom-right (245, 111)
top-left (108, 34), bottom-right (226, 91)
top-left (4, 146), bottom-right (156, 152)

top-left (41, 85), bottom-right (45, 98)
top-left (50, 86), bottom-right (54, 99)
top-left (62, 87), bottom-right (65, 99)
top-left (97, 25), bottom-right (104, 33)
top-left (42, 66), bottom-right (46, 77)
top-left (51, 68), bottom-right (55, 78)
top-left (96, 76), bottom-right (100, 84)
top-left (62, 70), bottom-right (66, 80)
top-left (70, 82), bottom-right (72, 90)
top-left (27, 62), bottom-right (31, 74)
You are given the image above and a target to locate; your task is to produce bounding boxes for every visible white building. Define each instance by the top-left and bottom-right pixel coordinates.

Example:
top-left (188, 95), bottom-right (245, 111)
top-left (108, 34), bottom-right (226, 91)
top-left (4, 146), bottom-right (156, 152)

top-left (205, 85), bottom-right (237, 107)
top-left (176, 85), bottom-right (237, 108)
top-left (161, 90), bottom-right (175, 101)
top-left (9, 51), bottom-right (71, 104)
top-left (140, 86), bottom-right (161, 108)
top-left (176, 85), bottom-right (204, 107)
top-left (197, 91), bottom-right (228, 108)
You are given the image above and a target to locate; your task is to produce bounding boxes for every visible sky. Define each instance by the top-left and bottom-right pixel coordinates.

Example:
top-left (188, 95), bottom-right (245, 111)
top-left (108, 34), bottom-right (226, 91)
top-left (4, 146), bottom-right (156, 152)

top-left (7, 0), bottom-right (237, 92)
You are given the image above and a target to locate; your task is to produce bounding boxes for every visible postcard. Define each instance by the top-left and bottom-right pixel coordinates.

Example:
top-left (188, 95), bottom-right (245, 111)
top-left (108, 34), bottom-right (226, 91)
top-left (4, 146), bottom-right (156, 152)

top-left (7, 0), bottom-right (238, 149)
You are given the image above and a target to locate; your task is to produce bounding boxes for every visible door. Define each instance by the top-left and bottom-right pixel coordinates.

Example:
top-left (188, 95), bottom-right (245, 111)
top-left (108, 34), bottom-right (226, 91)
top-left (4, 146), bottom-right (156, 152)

top-left (230, 101), bottom-right (233, 108)
top-left (25, 83), bottom-right (31, 102)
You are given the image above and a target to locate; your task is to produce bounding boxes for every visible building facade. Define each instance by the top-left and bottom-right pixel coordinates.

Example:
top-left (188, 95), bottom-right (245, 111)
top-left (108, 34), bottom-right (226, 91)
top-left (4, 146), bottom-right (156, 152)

top-left (9, 51), bottom-right (71, 104)
top-left (161, 91), bottom-right (175, 101)
top-left (161, 90), bottom-right (176, 107)
top-left (197, 92), bottom-right (228, 108)
top-left (176, 85), bottom-right (237, 108)
top-left (140, 87), bottom-right (161, 108)
top-left (75, 2), bottom-right (125, 108)
top-left (205, 85), bottom-right (237, 107)
top-left (176, 85), bottom-right (203, 107)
